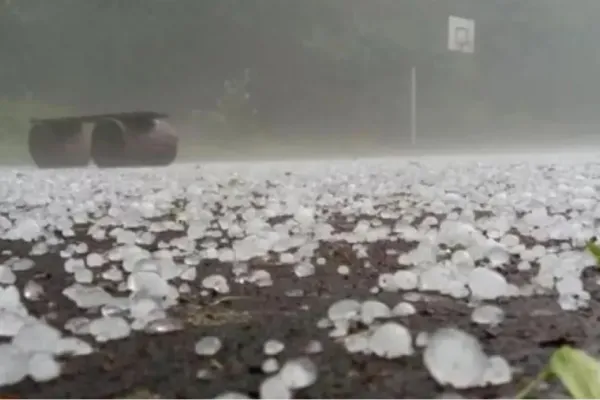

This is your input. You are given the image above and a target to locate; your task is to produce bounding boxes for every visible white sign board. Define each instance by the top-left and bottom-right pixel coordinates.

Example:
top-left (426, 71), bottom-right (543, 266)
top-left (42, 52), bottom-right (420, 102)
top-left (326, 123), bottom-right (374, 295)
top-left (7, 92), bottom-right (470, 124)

top-left (448, 15), bottom-right (475, 53)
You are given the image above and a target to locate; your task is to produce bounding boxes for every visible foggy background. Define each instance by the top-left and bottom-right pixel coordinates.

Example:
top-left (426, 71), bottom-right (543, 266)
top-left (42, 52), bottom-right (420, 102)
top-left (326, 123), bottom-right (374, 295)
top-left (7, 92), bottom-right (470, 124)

top-left (2, 0), bottom-right (600, 161)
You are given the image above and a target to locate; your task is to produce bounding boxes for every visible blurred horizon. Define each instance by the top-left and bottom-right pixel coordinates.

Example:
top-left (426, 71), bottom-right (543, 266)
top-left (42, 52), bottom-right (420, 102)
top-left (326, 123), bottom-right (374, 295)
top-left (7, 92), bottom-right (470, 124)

top-left (2, 0), bottom-right (600, 162)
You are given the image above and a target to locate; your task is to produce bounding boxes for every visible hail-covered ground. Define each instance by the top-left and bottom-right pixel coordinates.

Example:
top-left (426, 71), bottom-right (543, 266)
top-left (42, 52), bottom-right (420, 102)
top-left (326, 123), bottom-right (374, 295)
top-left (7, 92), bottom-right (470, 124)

top-left (1, 151), bottom-right (600, 398)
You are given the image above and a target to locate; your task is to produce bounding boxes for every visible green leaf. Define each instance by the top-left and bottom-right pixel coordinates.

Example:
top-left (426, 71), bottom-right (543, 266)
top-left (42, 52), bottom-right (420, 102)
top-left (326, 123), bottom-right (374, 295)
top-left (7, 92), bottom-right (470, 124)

top-left (549, 346), bottom-right (600, 399)
top-left (585, 241), bottom-right (600, 265)
top-left (515, 366), bottom-right (552, 399)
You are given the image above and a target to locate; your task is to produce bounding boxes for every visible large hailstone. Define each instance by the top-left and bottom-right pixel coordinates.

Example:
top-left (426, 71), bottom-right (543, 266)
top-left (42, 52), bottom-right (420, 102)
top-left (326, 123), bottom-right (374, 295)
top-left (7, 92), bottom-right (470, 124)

top-left (423, 327), bottom-right (487, 389)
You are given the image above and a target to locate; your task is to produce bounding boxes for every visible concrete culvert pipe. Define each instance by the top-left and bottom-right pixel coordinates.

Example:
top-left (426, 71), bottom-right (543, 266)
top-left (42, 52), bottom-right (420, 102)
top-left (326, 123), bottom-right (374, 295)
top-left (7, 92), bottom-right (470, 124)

top-left (91, 117), bottom-right (178, 168)
top-left (90, 118), bottom-right (127, 168)
top-left (28, 122), bottom-right (90, 168)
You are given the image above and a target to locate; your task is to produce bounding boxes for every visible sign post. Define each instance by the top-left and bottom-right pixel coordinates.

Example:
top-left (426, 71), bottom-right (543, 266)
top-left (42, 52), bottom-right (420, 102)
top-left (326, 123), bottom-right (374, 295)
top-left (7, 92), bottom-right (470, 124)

top-left (410, 66), bottom-right (417, 146)
top-left (410, 15), bottom-right (475, 147)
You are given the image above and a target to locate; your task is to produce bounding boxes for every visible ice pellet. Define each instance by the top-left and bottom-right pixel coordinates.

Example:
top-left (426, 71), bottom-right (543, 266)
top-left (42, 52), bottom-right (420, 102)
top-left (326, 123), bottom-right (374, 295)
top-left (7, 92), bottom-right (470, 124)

top-left (144, 317), bottom-right (184, 334)
top-left (23, 280), bottom-right (44, 301)
top-left (392, 301), bottom-right (417, 316)
top-left (360, 300), bottom-right (391, 325)
top-left (11, 258), bottom-right (35, 272)
top-left (260, 375), bottom-right (291, 399)
top-left (337, 265), bottom-right (350, 275)
top-left (423, 328), bottom-right (487, 389)
top-left (471, 305), bottom-right (505, 326)
top-left (262, 358), bottom-right (280, 374)
top-left (392, 270), bottom-right (419, 291)
top-left (28, 352), bottom-right (61, 382)
top-left (12, 322), bottom-right (62, 353)
top-left (279, 357), bottom-right (318, 390)
top-left (369, 322), bottom-right (414, 358)
top-left (378, 273), bottom-right (399, 291)
top-left (304, 340), bottom-right (323, 354)
top-left (0, 310), bottom-right (28, 337)
top-left (468, 268), bottom-right (508, 300)
top-left (86, 253), bottom-right (105, 268)
top-left (214, 391), bottom-right (250, 399)
top-left (56, 337), bottom-right (93, 356)
top-left (0, 344), bottom-right (29, 386)
top-left (344, 332), bottom-right (370, 354)
top-left (0, 266), bottom-right (16, 285)
top-left (64, 317), bottom-right (91, 335)
top-left (482, 355), bottom-right (513, 385)
top-left (327, 299), bottom-right (361, 322)
top-left (202, 274), bottom-right (230, 294)
top-left (89, 316), bottom-right (131, 342)
top-left (294, 263), bottom-right (315, 278)
top-left (264, 339), bottom-right (285, 356)
top-left (195, 336), bottom-right (222, 356)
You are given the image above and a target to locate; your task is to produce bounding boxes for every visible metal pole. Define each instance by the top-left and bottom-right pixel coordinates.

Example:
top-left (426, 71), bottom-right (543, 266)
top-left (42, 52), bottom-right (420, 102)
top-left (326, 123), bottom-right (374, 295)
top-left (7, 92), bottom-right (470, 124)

top-left (410, 66), bottom-right (417, 146)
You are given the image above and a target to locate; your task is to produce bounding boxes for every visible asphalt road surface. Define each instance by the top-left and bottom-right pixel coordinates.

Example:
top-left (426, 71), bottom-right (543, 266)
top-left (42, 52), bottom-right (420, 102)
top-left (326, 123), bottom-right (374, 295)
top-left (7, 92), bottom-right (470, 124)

top-left (1, 153), bottom-right (599, 398)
